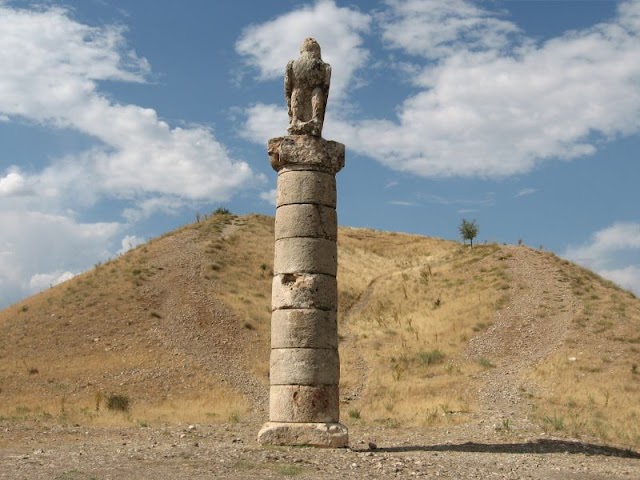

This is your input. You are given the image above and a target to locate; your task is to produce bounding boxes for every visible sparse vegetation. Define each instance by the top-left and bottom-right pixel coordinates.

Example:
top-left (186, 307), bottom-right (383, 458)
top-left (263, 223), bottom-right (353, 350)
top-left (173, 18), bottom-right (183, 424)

top-left (418, 349), bottom-right (445, 366)
top-left (337, 233), bottom-right (505, 426)
top-left (1, 214), bottom-right (639, 450)
top-left (543, 413), bottom-right (565, 431)
top-left (106, 394), bottom-right (130, 412)
top-left (348, 408), bottom-right (361, 419)
top-left (497, 418), bottom-right (511, 431)
top-left (433, 294), bottom-right (442, 308)
top-left (528, 251), bottom-right (640, 447)
top-left (213, 207), bottom-right (231, 215)
top-left (478, 357), bottom-right (495, 369)
top-left (95, 391), bottom-right (104, 411)
top-left (274, 464), bottom-right (305, 476)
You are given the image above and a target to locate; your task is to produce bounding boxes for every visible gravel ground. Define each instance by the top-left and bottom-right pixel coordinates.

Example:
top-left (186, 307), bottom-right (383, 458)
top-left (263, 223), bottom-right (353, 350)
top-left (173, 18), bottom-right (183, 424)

top-left (2, 421), bottom-right (639, 479)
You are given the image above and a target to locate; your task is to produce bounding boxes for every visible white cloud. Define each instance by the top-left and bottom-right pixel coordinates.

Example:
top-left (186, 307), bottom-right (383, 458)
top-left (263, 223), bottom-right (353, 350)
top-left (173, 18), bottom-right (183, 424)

top-left (260, 188), bottom-right (277, 207)
top-left (619, 0), bottom-right (640, 31)
top-left (0, 171), bottom-right (31, 196)
top-left (599, 265), bottom-right (640, 295)
top-left (118, 234), bottom-right (145, 255)
top-left (0, 4), bottom-right (255, 207)
top-left (236, 0), bottom-right (371, 101)
top-left (29, 271), bottom-right (75, 291)
top-left (237, 1), bottom-right (370, 143)
top-left (0, 5), bottom-right (148, 119)
top-left (564, 222), bottom-right (640, 295)
top-left (516, 188), bottom-right (537, 197)
top-left (0, 4), bottom-right (260, 309)
top-left (243, 0), bottom-right (640, 179)
top-left (564, 222), bottom-right (640, 265)
top-left (380, 0), bottom-right (520, 59)
top-left (389, 200), bottom-right (416, 207)
top-left (0, 210), bottom-right (122, 307)
top-left (241, 103), bottom-right (289, 145)
top-left (342, 0), bottom-right (640, 177)
top-left (122, 196), bottom-right (187, 223)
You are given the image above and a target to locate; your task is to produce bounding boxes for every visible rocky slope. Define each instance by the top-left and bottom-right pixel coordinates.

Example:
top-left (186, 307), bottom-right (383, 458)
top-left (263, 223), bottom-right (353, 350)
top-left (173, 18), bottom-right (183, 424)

top-left (1, 213), bottom-right (639, 478)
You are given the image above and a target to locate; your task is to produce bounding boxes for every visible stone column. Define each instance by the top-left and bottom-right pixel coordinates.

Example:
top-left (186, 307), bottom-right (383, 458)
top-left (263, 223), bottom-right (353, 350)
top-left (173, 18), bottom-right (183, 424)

top-left (257, 135), bottom-right (348, 447)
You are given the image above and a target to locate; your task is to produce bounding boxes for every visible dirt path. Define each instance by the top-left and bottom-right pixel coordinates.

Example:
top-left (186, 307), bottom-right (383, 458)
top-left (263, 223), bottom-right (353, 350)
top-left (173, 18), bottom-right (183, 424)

top-left (462, 246), bottom-right (577, 436)
top-left (340, 275), bottom-right (377, 403)
top-left (143, 220), bottom-right (269, 414)
top-left (342, 245), bottom-right (578, 438)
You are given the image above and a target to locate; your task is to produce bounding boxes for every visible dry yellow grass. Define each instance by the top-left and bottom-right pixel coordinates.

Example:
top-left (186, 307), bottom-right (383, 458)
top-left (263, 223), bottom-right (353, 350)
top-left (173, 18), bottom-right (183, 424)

top-left (198, 214), bottom-right (273, 381)
top-left (0, 212), bottom-right (256, 426)
top-left (527, 256), bottom-right (640, 445)
top-left (2, 213), bottom-right (640, 449)
top-left (337, 228), bottom-right (510, 426)
top-left (1, 380), bottom-right (246, 427)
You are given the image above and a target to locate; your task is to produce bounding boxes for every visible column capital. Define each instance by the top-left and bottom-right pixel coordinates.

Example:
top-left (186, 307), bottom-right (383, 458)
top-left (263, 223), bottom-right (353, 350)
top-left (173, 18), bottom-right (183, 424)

top-left (268, 135), bottom-right (345, 175)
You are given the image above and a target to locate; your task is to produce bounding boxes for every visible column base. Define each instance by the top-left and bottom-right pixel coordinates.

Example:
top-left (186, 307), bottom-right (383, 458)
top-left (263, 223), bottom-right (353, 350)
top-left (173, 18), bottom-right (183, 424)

top-left (257, 422), bottom-right (348, 448)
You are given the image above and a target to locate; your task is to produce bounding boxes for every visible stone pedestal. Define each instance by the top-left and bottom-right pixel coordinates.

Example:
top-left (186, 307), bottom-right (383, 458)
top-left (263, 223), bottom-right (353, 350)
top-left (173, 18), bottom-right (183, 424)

top-left (257, 135), bottom-right (348, 448)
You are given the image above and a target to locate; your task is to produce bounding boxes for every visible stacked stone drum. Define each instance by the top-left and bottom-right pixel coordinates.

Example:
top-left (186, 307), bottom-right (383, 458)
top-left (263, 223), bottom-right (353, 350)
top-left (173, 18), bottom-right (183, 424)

top-left (257, 135), bottom-right (348, 447)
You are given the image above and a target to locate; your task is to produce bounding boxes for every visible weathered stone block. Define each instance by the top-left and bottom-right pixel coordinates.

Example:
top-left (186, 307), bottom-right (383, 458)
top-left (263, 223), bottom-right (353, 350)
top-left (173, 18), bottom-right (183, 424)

top-left (271, 309), bottom-right (337, 349)
top-left (270, 348), bottom-right (339, 386)
top-left (276, 170), bottom-right (336, 207)
top-left (285, 38), bottom-right (330, 137)
top-left (272, 273), bottom-right (336, 311)
top-left (260, 39), bottom-right (347, 449)
top-left (274, 237), bottom-right (337, 276)
top-left (269, 385), bottom-right (339, 422)
top-left (257, 422), bottom-right (348, 448)
top-left (275, 204), bottom-right (337, 241)
top-left (269, 135), bottom-right (345, 174)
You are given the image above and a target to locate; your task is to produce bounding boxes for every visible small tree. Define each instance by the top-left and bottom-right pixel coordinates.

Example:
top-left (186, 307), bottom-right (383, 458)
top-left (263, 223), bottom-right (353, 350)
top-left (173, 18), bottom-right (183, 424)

top-left (459, 219), bottom-right (479, 247)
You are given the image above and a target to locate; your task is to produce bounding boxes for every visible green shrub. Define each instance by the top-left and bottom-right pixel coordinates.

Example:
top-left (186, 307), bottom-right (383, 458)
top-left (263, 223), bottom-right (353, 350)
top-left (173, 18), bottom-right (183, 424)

top-left (418, 349), bottom-right (445, 366)
top-left (543, 413), bottom-right (565, 431)
top-left (478, 357), bottom-right (495, 369)
top-left (213, 207), bottom-right (231, 215)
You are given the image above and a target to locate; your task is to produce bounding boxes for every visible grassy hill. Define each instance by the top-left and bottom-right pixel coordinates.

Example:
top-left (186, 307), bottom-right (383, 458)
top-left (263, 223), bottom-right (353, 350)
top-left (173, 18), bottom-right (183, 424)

top-left (1, 212), bottom-right (639, 448)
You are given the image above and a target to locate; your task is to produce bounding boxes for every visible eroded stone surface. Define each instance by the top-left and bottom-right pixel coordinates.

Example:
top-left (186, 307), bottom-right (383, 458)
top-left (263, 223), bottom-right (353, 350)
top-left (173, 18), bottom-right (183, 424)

top-left (257, 422), bottom-right (349, 448)
top-left (268, 136), bottom-right (344, 174)
top-left (269, 385), bottom-right (340, 423)
top-left (271, 273), bottom-right (336, 311)
top-left (271, 309), bottom-right (337, 349)
top-left (285, 38), bottom-right (331, 137)
top-left (270, 348), bottom-right (340, 386)
top-left (275, 204), bottom-right (337, 241)
top-left (276, 170), bottom-right (336, 207)
top-left (274, 237), bottom-right (337, 276)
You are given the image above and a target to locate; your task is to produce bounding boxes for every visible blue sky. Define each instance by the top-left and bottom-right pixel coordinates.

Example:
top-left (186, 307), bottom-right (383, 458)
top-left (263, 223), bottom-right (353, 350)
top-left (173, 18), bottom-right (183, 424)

top-left (1, 0), bottom-right (639, 309)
